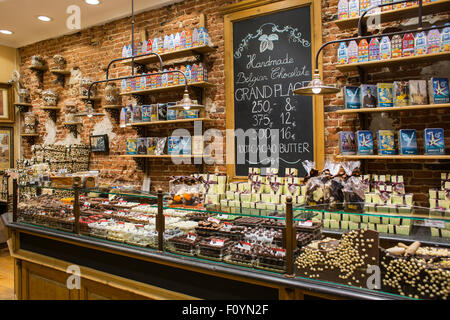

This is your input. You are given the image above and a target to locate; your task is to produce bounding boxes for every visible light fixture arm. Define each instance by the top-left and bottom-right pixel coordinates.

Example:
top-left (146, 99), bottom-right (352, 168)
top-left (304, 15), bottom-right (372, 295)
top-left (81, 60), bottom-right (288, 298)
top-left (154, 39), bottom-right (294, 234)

top-left (106, 53), bottom-right (164, 80)
top-left (86, 69), bottom-right (189, 103)
top-left (313, 23), bottom-right (446, 76)
top-left (358, 0), bottom-right (423, 36)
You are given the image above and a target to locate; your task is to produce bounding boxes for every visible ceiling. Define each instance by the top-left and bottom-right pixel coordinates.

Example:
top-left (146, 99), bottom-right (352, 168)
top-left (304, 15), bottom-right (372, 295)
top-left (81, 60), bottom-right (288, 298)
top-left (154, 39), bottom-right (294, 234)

top-left (0, 0), bottom-right (180, 48)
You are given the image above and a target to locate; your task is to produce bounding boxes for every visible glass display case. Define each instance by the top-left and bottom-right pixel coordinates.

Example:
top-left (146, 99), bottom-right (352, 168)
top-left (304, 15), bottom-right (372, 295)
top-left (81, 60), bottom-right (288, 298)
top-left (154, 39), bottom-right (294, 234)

top-left (14, 183), bottom-right (450, 300)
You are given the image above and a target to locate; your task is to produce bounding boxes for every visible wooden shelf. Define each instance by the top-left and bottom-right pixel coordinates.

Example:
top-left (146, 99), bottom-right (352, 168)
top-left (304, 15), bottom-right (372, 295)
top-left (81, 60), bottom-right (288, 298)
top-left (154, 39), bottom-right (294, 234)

top-left (103, 105), bottom-right (124, 109)
top-left (335, 0), bottom-right (450, 29)
top-left (130, 118), bottom-right (212, 126)
top-left (120, 81), bottom-right (215, 96)
top-left (40, 106), bottom-right (60, 111)
top-left (120, 154), bottom-right (203, 159)
top-left (79, 96), bottom-right (102, 101)
top-left (120, 45), bottom-right (216, 66)
top-left (63, 122), bottom-right (82, 126)
top-left (337, 103), bottom-right (450, 114)
top-left (336, 51), bottom-right (450, 72)
top-left (29, 65), bottom-right (48, 71)
top-left (14, 103), bottom-right (32, 107)
top-left (337, 155), bottom-right (450, 160)
top-left (50, 69), bottom-right (71, 75)
top-left (20, 134), bottom-right (39, 137)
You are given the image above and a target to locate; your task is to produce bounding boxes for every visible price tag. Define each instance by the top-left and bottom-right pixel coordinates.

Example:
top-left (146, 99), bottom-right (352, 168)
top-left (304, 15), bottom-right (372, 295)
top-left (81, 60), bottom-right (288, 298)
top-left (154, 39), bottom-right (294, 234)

top-left (223, 222), bottom-right (233, 230)
top-left (297, 220), bottom-right (313, 227)
top-left (237, 241), bottom-right (251, 250)
top-left (275, 248), bottom-right (286, 257)
top-left (83, 201), bottom-right (91, 207)
top-left (187, 232), bottom-right (197, 241)
top-left (209, 238), bottom-right (225, 247)
top-left (104, 210), bottom-right (113, 214)
top-left (208, 217), bottom-right (221, 224)
top-left (217, 214), bottom-right (229, 220)
top-left (102, 201), bottom-right (110, 205)
top-left (59, 209), bottom-right (66, 214)
top-left (68, 205), bottom-right (73, 210)
top-left (423, 219), bottom-right (446, 229)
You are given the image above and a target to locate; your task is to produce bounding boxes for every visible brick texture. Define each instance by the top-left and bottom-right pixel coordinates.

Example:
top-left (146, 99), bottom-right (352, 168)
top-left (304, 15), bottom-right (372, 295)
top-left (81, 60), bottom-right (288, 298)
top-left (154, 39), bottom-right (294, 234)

top-left (18, 0), bottom-right (450, 206)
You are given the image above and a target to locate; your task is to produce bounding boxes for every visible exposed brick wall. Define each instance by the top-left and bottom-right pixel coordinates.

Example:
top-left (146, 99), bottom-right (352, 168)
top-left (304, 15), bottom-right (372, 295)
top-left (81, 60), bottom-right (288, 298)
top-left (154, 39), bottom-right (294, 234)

top-left (321, 0), bottom-right (450, 206)
top-left (18, 0), bottom-right (449, 205)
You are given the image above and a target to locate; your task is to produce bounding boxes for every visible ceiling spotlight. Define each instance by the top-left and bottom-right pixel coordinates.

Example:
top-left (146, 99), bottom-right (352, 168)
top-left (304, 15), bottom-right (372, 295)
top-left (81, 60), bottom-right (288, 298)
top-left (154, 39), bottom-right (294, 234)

top-left (85, 0), bottom-right (101, 5)
top-left (37, 16), bottom-right (52, 22)
top-left (0, 29), bottom-right (13, 35)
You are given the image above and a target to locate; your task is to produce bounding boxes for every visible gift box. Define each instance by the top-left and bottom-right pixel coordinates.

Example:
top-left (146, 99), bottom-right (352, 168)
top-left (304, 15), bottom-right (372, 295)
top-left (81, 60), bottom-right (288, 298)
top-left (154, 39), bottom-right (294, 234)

top-left (229, 183), bottom-right (238, 192)
top-left (256, 202), bottom-right (267, 210)
top-left (261, 194), bottom-right (272, 203)
top-left (241, 193), bottom-right (251, 202)
top-left (270, 194), bottom-right (280, 204)
top-left (226, 191), bottom-right (235, 200)
top-left (284, 168), bottom-right (298, 178)
top-left (252, 193), bottom-right (261, 202)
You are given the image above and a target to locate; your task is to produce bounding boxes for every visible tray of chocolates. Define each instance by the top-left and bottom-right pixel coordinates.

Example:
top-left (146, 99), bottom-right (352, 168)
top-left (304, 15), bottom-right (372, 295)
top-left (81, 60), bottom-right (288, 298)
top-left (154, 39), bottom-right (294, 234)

top-left (233, 216), bottom-right (264, 227)
top-left (197, 237), bottom-right (233, 261)
top-left (166, 233), bottom-right (202, 256)
top-left (224, 242), bottom-right (260, 268)
top-left (255, 246), bottom-right (292, 272)
top-left (295, 229), bottom-right (379, 287)
top-left (380, 243), bottom-right (450, 300)
top-left (194, 220), bottom-right (224, 237)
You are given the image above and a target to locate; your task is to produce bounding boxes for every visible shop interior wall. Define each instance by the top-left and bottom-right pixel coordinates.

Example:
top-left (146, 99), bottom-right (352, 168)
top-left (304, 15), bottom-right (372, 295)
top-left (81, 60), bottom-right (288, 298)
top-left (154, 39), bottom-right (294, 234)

top-left (0, 44), bottom-right (20, 168)
top-left (17, 0), bottom-right (450, 206)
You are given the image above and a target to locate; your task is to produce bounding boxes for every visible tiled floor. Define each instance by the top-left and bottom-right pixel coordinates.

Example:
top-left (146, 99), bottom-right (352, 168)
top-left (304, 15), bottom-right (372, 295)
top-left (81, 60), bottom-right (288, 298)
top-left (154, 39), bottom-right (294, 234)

top-left (0, 246), bottom-right (14, 300)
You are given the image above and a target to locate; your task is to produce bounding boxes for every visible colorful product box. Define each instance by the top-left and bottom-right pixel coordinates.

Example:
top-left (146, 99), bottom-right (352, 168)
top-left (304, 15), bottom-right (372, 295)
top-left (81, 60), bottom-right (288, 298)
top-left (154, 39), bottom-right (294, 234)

top-left (358, 39), bottom-right (369, 62)
top-left (338, 0), bottom-right (349, 19)
top-left (377, 83), bottom-right (394, 107)
top-left (368, 38), bottom-right (380, 61)
top-left (339, 131), bottom-right (357, 155)
top-left (393, 81), bottom-right (409, 107)
top-left (126, 138), bottom-right (137, 155)
top-left (168, 136), bottom-right (182, 155)
top-left (377, 130), bottom-right (396, 155)
top-left (398, 129), bottom-right (418, 155)
top-left (402, 33), bottom-right (415, 57)
top-left (414, 31), bottom-right (427, 56)
top-left (441, 23), bottom-right (450, 52)
top-left (338, 42), bottom-right (348, 64)
top-left (361, 84), bottom-right (378, 108)
top-left (428, 77), bottom-right (449, 104)
top-left (356, 130), bottom-right (374, 155)
top-left (409, 80), bottom-right (428, 105)
top-left (424, 128), bottom-right (445, 155)
top-left (347, 40), bottom-right (359, 64)
top-left (391, 35), bottom-right (402, 58)
top-left (344, 86), bottom-right (361, 109)
top-left (427, 27), bottom-right (441, 54)
top-left (136, 138), bottom-right (148, 155)
top-left (379, 36), bottom-right (392, 60)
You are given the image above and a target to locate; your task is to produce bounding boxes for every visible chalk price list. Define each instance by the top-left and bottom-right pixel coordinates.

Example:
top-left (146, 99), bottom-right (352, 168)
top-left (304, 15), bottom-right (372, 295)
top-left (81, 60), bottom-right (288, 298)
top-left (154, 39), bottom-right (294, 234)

top-left (250, 97), bottom-right (297, 142)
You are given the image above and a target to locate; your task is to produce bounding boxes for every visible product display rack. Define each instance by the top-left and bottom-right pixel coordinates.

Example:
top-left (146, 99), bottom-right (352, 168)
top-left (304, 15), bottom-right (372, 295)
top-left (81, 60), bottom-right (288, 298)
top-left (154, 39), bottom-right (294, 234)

top-left (50, 69), bottom-right (71, 87)
top-left (336, 103), bottom-right (450, 114)
top-left (120, 81), bottom-right (215, 96)
top-left (5, 182), bottom-right (449, 299)
top-left (129, 118), bottom-right (214, 126)
top-left (335, 0), bottom-right (450, 30)
top-left (14, 103), bottom-right (32, 112)
top-left (120, 44), bottom-right (216, 66)
top-left (337, 155), bottom-right (450, 160)
top-left (336, 51), bottom-right (450, 72)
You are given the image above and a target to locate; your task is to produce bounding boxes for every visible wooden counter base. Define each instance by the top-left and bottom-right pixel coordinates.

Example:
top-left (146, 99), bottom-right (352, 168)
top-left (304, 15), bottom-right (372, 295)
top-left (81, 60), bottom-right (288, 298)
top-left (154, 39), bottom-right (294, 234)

top-left (5, 221), bottom-right (408, 300)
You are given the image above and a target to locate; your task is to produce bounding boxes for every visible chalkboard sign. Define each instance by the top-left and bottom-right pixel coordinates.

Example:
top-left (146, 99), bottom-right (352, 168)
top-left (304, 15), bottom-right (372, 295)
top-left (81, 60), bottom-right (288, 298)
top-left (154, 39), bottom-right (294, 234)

top-left (230, 5), bottom-right (315, 177)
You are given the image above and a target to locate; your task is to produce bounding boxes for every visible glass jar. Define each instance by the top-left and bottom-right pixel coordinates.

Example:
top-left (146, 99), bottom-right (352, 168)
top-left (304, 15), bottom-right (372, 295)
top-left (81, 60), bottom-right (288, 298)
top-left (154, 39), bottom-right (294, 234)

top-left (80, 78), bottom-right (96, 97)
top-left (31, 55), bottom-right (46, 69)
top-left (18, 88), bottom-right (30, 104)
top-left (42, 90), bottom-right (58, 106)
top-left (104, 82), bottom-right (121, 106)
top-left (53, 54), bottom-right (66, 70)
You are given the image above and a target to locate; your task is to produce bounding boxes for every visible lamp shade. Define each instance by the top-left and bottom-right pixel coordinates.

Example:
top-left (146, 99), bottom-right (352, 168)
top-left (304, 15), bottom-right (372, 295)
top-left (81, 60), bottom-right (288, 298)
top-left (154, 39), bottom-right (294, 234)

top-left (294, 73), bottom-right (340, 96)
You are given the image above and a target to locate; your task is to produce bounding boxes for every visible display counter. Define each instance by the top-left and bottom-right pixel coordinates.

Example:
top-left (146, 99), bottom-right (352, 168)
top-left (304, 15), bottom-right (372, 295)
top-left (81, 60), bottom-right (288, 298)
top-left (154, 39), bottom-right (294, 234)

top-left (3, 183), bottom-right (449, 300)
